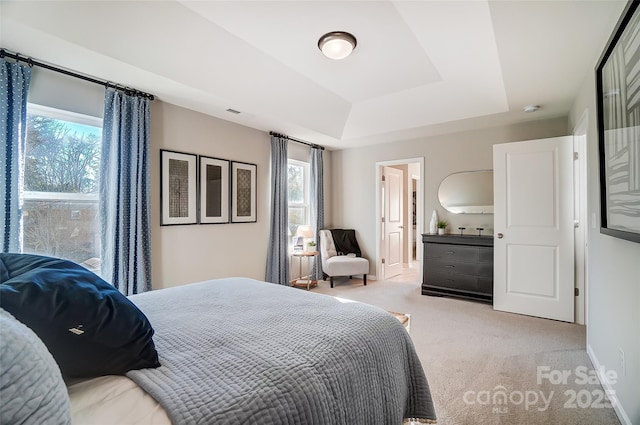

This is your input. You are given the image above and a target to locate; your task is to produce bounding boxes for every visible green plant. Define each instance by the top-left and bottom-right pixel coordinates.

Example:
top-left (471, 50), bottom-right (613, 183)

top-left (436, 220), bottom-right (448, 229)
top-left (307, 241), bottom-right (316, 246)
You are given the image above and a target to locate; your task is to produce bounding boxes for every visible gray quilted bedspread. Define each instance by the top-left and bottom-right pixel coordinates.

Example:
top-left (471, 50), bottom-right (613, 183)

top-left (127, 278), bottom-right (436, 425)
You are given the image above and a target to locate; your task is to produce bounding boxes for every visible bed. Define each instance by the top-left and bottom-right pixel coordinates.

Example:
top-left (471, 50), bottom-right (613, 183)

top-left (0, 254), bottom-right (436, 424)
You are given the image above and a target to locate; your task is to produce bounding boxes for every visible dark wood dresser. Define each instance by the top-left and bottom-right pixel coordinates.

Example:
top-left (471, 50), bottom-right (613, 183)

top-left (422, 234), bottom-right (494, 303)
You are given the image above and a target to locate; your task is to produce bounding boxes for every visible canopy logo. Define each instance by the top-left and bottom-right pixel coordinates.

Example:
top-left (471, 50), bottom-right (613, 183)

top-left (463, 365), bottom-right (617, 414)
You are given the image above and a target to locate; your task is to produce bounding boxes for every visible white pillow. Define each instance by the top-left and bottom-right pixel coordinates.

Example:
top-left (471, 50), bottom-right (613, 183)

top-left (0, 308), bottom-right (71, 425)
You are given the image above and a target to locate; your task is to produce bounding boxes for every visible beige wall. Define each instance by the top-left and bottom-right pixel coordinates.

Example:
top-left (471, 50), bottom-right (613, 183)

top-left (329, 117), bottom-right (568, 278)
top-left (569, 70), bottom-right (640, 424)
top-left (150, 102), bottom-right (332, 288)
top-left (150, 101), bottom-right (271, 288)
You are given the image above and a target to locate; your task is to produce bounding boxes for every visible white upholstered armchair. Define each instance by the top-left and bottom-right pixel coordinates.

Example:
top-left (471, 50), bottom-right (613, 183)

top-left (319, 230), bottom-right (369, 288)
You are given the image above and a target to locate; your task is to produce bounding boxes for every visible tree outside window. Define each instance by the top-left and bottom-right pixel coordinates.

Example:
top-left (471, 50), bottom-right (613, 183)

top-left (22, 105), bottom-right (102, 270)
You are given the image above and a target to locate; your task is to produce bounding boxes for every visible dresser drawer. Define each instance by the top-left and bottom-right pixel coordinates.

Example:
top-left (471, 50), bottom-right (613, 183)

top-left (425, 258), bottom-right (492, 278)
top-left (478, 247), bottom-right (493, 263)
top-left (425, 258), bottom-right (477, 276)
top-left (423, 270), bottom-right (478, 293)
top-left (477, 278), bottom-right (493, 295)
top-left (425, 243), bottom-right (479, 262)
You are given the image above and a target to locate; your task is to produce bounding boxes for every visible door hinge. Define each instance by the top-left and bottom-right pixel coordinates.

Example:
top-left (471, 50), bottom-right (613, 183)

top-left (382, 217), bottom-right (385, 223)
top-left (382, 258), bottom-right (385, 264)
top-left (574, 152), bottom-right (579, 160)
top-left (382, 175), bottom-right (386, 182)
top-left (574, 220), bottom-right (579, 228)
top-left (575, 288), bottom-right (579, 296)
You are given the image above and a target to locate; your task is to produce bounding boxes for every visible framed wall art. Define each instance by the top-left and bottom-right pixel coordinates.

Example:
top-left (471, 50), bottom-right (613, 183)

top-left (199, 156), bottom-right (230, 224)
top-left (596, 0), bottom-right (640, 243)
top-left (160, 150), bottom-right (197, 225)
top-left (231, 161), bottom-right (257, 223)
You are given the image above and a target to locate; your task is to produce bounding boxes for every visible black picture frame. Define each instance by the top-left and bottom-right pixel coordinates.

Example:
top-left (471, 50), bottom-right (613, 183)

top-left (198, 155), bottom-right (230, 224)
top-left (160, 149), bottom-right (198, 226)
top-left (596, 0), bottom-right (640, 244)
top-left (231, 161), bottom-right (257, 223)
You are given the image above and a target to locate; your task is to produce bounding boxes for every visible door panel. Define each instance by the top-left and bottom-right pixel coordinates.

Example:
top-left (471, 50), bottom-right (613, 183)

top-left (507, 244), bottom-right (557, 297)
top-left (494, 136), bottom-right (574, 322)
top-left (507, 151), bottom-right (556, 227)
top-left (388, 232), bottom-right (401, 265)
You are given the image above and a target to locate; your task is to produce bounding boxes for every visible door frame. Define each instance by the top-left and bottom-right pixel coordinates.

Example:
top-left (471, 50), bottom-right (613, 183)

top-left (409, 174), bottom-right (420, 266)
top-left (573, 110), bottom-right (589, 325)
top-left (375, 157), bottom-right (424, 281)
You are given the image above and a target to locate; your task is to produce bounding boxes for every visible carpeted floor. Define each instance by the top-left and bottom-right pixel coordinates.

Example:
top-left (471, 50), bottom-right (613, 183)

top-left (313, 270), bottom-right (621, 425)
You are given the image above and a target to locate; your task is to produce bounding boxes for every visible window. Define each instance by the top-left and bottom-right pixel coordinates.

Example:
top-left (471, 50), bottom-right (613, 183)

top-left (23, 104), bottom-right (102, 271)
top-left (287, 159), bottom-right (310, 239)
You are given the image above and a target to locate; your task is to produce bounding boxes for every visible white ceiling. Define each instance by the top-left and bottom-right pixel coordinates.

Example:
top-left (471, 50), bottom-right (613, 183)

top-left (0, 0), bottom-right (627, 150)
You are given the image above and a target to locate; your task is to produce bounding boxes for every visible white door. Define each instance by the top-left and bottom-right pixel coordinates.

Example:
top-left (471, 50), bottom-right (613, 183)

top-left (493, 136), bottom-right (575, 322)
top-left (383, 166), bottom-right (404, 279)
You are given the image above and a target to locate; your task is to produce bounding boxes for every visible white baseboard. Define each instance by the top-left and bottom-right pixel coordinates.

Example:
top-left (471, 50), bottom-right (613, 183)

top-left (587, 344), bottom-right (632, 425)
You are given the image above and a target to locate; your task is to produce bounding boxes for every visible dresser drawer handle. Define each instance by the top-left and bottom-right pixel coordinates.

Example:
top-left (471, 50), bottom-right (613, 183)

top-left (447, 251), bottom-right (455, 254)
top-left (445, 265), bottom-right (455, 268)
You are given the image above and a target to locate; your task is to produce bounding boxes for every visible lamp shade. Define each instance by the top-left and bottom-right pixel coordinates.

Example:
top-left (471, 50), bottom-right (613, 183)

top-left (296, 225), bottom-right (314, 238)
top-left (318, 31), bottom-right (357, 60)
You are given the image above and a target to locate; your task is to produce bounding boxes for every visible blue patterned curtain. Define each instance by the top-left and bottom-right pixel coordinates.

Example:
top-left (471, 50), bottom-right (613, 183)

top-left (310, 147), bottom-right (324, 280)
top-left (1, 59), bottom-right (32, 253)
top-left (100, 90), bottom-right (151, 295)
top-left (265, 135), bottom-right (289, 285)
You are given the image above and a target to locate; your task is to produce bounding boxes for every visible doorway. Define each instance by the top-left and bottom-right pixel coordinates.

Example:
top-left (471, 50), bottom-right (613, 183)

top-left (375, 158), bottom-right (424, 282)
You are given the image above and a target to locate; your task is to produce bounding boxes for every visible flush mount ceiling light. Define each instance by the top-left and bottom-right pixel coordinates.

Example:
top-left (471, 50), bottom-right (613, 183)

top-left (318, 31), bottom-right (357, 60)
top-left (523, 105), bottom-right (541, 113)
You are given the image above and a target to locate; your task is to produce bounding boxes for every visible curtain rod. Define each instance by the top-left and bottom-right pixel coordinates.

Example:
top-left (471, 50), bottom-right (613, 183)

top-left (269, 131), bottom-right (325, 151)
top-left (0, 48), bottom-right (155, 100)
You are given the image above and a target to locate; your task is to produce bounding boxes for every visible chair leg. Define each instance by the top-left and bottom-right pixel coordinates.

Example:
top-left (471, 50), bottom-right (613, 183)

top-left (363, 275), bottom-right (367, 286)
top-left (330, 276), bottom-right (334, 288)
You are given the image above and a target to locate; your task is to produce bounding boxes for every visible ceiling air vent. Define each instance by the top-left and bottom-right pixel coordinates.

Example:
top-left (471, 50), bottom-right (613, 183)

top-left (226, 108), bottom-right (241, 114)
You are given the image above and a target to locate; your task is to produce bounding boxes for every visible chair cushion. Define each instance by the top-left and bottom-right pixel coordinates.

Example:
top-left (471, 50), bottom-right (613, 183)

top-left (0, 253), bottom-right (160, 379)
top-left (324, 255), bottom-right (369, 277)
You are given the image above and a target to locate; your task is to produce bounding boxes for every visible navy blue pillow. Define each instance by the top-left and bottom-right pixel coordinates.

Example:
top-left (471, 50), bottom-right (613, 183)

top-left (0, 253), bottom-right (160, 379)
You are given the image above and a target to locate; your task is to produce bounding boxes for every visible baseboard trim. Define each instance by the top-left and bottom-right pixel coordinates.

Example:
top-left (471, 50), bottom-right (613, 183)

top-left (587, 344), bottom-right (631, 425)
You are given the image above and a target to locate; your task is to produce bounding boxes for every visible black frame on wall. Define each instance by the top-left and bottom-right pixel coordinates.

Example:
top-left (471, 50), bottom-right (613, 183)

top-left (160, 149), bottom-right (198, 226)
top-left (596, 0), bottom-right (640, 244)
top-left (198, 155), bottom-right (230, 225)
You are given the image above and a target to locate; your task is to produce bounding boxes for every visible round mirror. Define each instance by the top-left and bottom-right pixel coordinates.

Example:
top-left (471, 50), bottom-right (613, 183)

top-left (438, 170), bottom-right (493, 214)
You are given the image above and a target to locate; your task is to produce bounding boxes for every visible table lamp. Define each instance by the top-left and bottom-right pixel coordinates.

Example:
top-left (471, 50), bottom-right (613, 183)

top-left (296, 225), bottom-right (314, 251)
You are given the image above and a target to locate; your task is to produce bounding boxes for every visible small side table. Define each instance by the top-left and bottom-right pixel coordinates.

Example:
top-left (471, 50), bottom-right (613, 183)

top-left (291, 251), bottom-right (319, 290)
